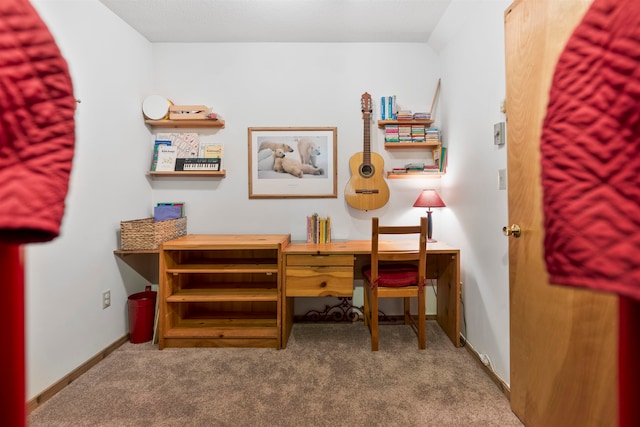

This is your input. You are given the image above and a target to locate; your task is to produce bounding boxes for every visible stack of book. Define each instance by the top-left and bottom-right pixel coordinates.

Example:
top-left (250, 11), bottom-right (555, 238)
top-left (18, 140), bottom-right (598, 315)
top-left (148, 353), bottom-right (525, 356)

top-left (307, 213), bottom-right (331, 244)
top-left (396, 110), bottom-right (413, 120)
top-left (426, 127), bottom-right (441, 142)
top-left (405, 162), bottom-right (425, 172)
top-left (413, 112), bottom-right (431, 120)
top-left (398, 125), bottom-right (412, 142)
top-left (389, 161), bottom-right (443, 176)
top-left (411, 125), bottom-right (426, 142)
top-left (384, 125), bottom-right (399, 143)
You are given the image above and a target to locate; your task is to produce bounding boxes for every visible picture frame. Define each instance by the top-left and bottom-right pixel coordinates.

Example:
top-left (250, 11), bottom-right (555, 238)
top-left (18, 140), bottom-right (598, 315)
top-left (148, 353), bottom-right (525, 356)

top-left (248, 127), bottom-right (338, 199)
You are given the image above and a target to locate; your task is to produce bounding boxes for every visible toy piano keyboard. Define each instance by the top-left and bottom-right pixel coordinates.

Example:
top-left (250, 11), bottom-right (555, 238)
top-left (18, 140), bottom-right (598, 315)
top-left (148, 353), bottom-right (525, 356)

top-left (175, 158), bottom-right (221, 171)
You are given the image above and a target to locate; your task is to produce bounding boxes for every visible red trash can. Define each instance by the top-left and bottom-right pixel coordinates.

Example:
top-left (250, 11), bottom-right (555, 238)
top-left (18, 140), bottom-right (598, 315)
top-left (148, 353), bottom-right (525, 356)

top-left (127, 287), bottom-right (157, 344)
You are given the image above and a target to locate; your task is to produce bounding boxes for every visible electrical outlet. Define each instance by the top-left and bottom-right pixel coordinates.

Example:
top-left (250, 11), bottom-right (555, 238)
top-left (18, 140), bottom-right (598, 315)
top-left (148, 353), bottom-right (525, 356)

top-left (480, 353), bottom-right (491, 367)
top-left (102, 290), bottom-right (111, 309)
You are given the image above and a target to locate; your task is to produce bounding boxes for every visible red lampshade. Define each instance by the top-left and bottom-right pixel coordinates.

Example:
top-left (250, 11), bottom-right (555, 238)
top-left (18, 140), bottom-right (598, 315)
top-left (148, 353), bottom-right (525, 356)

top-left (413, 189), bottom-right (446, 209)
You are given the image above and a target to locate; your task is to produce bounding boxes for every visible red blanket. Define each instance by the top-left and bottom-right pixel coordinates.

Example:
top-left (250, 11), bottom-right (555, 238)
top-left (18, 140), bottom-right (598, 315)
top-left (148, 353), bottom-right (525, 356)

top-left (540, 0), bottom-right (640, 301)
top-left (0, 0), bottom-right (76, 244)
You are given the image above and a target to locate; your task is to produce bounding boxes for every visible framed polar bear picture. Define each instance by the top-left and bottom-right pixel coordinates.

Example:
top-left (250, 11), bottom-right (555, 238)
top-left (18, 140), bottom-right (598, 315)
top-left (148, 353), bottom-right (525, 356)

top-left (248, 127), bottom-right (337, 199)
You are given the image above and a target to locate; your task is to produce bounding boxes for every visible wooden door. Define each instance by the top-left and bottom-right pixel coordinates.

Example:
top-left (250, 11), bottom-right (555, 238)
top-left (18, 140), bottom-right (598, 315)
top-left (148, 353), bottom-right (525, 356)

top-left (505, 1), bottom-right (618, 425)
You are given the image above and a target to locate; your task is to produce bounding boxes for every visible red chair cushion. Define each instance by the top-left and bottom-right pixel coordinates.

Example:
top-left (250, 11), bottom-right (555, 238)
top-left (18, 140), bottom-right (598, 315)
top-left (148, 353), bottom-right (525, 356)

top-left (362, 264), bottom-right (419, 287)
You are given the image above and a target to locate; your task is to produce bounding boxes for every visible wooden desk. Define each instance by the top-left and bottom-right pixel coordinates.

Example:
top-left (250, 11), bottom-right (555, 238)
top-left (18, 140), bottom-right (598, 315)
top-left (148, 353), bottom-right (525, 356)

top-left (115, 238), bottom-right (460, 350)
top-left (282, 240), bottom-right (460, 348)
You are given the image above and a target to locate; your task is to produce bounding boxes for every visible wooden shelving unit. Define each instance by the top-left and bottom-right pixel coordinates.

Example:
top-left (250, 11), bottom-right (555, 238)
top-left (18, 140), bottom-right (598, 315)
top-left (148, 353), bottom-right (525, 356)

top-left (387, 172), bottom-right (443, 179)
top-left (159, 234), bottom-right (290, 349)
top-left (146, 170), bottom-right (226, 178)
top-left (384, 141), bottom-right (441, 149)
top-left (145, 119), bottom-right (225, 129)
top-left (377, 119), bottom-right (434, 128)
top-left (145, 117), bottom-right (226, 177)
top-left (378, 119), bottom-right (444, 179)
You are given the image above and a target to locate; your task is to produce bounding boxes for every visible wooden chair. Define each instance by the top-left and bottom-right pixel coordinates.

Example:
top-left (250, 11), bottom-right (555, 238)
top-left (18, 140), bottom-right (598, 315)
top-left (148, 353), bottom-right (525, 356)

top-left (362, 217), bottom-right (428, 351)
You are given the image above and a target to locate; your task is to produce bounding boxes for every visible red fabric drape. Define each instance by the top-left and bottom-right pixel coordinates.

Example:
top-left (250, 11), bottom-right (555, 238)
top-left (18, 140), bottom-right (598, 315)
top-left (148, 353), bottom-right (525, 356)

top-left (540, 0), bottom-right (640, 301)
top-left (0, 0), bottom-right (76, 243)
top-left (540, 0), bottom-right (640, 424)
top-left (1, 0), bottom-right (76, 424)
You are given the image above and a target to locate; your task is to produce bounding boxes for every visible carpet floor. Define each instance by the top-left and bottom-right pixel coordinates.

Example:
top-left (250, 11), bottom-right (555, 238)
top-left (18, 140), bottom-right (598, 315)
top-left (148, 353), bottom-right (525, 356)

top-left (28, 321), bottom-right (523, 426)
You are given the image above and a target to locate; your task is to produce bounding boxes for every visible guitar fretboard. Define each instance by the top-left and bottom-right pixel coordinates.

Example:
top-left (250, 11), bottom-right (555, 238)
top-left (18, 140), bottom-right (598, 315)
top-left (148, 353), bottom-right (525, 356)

top-left (363, 111), bottom-right (371, 166)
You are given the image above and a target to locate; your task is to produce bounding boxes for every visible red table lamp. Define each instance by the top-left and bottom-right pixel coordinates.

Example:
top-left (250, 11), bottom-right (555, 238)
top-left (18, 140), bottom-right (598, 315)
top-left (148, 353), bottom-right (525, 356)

top-left (413, 189), bottom-right (446, 242)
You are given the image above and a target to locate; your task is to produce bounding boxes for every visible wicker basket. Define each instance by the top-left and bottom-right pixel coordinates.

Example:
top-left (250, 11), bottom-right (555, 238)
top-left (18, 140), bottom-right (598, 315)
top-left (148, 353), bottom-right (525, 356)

top-left (120, 217), bottom-right (187, 250)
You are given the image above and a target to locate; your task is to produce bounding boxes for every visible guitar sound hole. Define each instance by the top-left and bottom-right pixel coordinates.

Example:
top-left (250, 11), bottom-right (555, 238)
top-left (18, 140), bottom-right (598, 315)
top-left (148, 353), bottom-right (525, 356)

top-left (360, 164), bottom-right (374, 178)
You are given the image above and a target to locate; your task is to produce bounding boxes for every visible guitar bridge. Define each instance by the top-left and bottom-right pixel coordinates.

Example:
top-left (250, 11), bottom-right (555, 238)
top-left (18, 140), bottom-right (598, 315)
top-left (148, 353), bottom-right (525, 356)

top-left (355, 189), bottom-right (380, 194)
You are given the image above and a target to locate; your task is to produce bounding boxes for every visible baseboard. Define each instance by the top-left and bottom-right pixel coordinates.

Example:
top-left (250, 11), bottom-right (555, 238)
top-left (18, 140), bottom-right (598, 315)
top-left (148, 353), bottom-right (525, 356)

top-left (26, 334), bottom-right (129, 413)
top-left (461, 335), bottom-right (511, 400)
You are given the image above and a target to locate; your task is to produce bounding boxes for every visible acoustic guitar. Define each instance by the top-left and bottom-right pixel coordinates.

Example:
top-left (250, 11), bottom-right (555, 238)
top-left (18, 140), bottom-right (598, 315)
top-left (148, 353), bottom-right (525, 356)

top-left (345, 92), bottom-right (390, 210)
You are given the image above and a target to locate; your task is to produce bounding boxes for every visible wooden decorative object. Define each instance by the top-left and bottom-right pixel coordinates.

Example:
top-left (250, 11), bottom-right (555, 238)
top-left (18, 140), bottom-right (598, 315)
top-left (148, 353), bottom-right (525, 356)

top-left (169, 105), bottom-right (212, 120)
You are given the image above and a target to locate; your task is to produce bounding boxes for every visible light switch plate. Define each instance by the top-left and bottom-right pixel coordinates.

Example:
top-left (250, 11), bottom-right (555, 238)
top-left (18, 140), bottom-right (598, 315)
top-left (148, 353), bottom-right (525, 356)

top-left (498, 168), bottom-right (507, 190)
top-left (494, 122), bottom-right (506, 145)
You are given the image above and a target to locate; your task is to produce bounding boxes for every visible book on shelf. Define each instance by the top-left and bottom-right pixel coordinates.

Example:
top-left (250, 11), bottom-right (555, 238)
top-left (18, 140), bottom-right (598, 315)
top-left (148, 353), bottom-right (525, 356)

top-left (405, 162), bottom-right (425, 171)
top-left (150, 139), bottom-right (171, 171)
top-left (391, 167), bottom-right (408, 174)
top-left (399, 112), bottom-right (413, 119)
top-left (396, 110), bottom-right (413, 120)
top-left (155, 145), bottom-right (178, 171)
top-left (434, 147), bottom-right (448, 172)
top-left (426, 127), bottom-right (441, 142)
top-left (157, 132), bottom-right (199, 158)
top-left (433, 148), bottom-right (441, 163)
top-left (439, 147), bottom-right (448, 172)
top-left (413, 112), bottom-right (431, 120)
top-left (384, 124), bottom-right (399, 142)
top-left (387, 95), bottom-right (397, 120)
top-left (390, 163), bottom-right (441, 175)
top-left (199, 142), bottom-right (223, 159)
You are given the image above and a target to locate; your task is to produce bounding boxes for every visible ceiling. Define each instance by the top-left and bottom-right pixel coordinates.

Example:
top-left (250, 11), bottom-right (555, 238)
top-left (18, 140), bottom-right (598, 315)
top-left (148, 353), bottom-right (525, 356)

top-left (97, 0), bottom-right (453, 43)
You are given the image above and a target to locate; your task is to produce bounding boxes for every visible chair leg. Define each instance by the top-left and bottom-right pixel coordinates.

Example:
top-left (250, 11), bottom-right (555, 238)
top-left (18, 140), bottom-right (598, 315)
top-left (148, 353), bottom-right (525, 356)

top-left (403, 297), bottom-right (411, 325)
top-left (418, 288), bottom-right (426, 350)
top-left (371, 288), bottom-right (379, 351)
top-left (363, 283), bottom-right (370, 328)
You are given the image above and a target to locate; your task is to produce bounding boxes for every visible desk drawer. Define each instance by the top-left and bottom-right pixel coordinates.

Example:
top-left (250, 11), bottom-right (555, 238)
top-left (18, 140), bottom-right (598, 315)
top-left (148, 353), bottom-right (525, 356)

top-left (286, 254), bottom-right (353, 267)
top-left (286, 266), bottom-right (353, 297)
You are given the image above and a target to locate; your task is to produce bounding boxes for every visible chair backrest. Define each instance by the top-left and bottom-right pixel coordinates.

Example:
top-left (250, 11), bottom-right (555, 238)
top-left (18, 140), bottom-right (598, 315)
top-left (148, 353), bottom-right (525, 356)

top-left (370, 217), bottom-right (428, 285)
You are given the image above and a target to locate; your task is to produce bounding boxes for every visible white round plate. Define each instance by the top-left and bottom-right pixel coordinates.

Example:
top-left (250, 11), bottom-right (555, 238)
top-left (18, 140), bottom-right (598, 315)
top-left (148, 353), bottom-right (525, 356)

top-left (142, 95), bottom-right (171, 120)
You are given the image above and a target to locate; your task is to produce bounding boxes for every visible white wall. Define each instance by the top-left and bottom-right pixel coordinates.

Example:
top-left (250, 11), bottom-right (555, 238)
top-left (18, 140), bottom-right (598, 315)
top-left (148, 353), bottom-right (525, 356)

top-left (26, 0), bottom-right (514, 399)
top-left (28, 0), bottom-right (153, 399)
top-left (429, 0), bottom-right (513, 384)
top-left (150, 42), bottom-right (442, 315)
top-left (149, 42), bottom-right (442, 240)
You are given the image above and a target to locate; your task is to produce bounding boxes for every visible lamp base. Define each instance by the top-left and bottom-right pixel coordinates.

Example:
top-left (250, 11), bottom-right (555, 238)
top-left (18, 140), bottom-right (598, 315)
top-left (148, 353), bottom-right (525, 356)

top-left (426, 211), bottom-right (437, 243)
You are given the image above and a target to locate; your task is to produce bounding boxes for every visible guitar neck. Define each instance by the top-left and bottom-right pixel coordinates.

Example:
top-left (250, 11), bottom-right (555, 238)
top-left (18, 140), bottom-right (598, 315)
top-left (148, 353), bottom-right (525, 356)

top-left (363, 112), bottom-right (371, 165)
